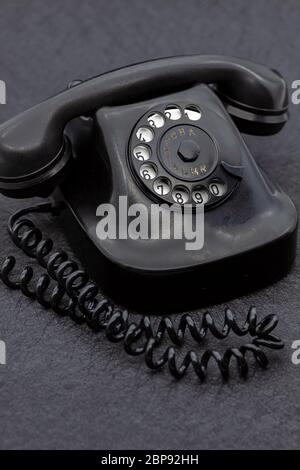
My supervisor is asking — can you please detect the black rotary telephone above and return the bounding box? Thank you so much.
[0,55,297,381]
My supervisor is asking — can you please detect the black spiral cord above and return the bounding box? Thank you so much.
[0,202,284,381]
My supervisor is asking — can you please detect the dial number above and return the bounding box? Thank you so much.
[172,186,189,204]
[184,105,202,121]
[164,105,182,120]
[136,127,154,143]
[209,180,227,197]
[140,163,157,180]
[147,113,165,128]
[192,187,210,205]
[133,145,151,162]
[153,177,171,196]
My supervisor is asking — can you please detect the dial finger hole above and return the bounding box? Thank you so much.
[153,177,171,196]
[192,187,210,205]
[164,105,182,120]
[139,163,157,180]
[133,145,151,162]
[147,113,165,128]
[184,105,202,121]
[209,180,227,197]
[172,186,190,204]
[136,127,154,143]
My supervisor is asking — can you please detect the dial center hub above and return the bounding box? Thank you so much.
[159,125,218,181]
[177,139,200,162]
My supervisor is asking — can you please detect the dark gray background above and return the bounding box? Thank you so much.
[0,0,299,450]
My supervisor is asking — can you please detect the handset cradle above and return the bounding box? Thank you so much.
[0,55,296,380]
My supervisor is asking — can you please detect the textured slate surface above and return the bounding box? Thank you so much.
[0,0,299,450]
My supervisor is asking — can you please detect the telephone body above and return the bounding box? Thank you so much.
[0,55,297,311]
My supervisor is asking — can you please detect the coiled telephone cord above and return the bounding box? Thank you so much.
[0,202,284,381]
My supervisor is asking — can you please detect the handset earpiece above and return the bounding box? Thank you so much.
[215,66,288,135]
[0,55,288,198]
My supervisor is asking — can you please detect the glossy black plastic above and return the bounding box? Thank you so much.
[58,84,297,310]
[0,56,296,310]
[0,55,288,197]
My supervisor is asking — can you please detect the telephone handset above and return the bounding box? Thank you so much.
[0,55,297,380]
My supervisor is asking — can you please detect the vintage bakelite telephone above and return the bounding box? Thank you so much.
[0,55,297,380]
